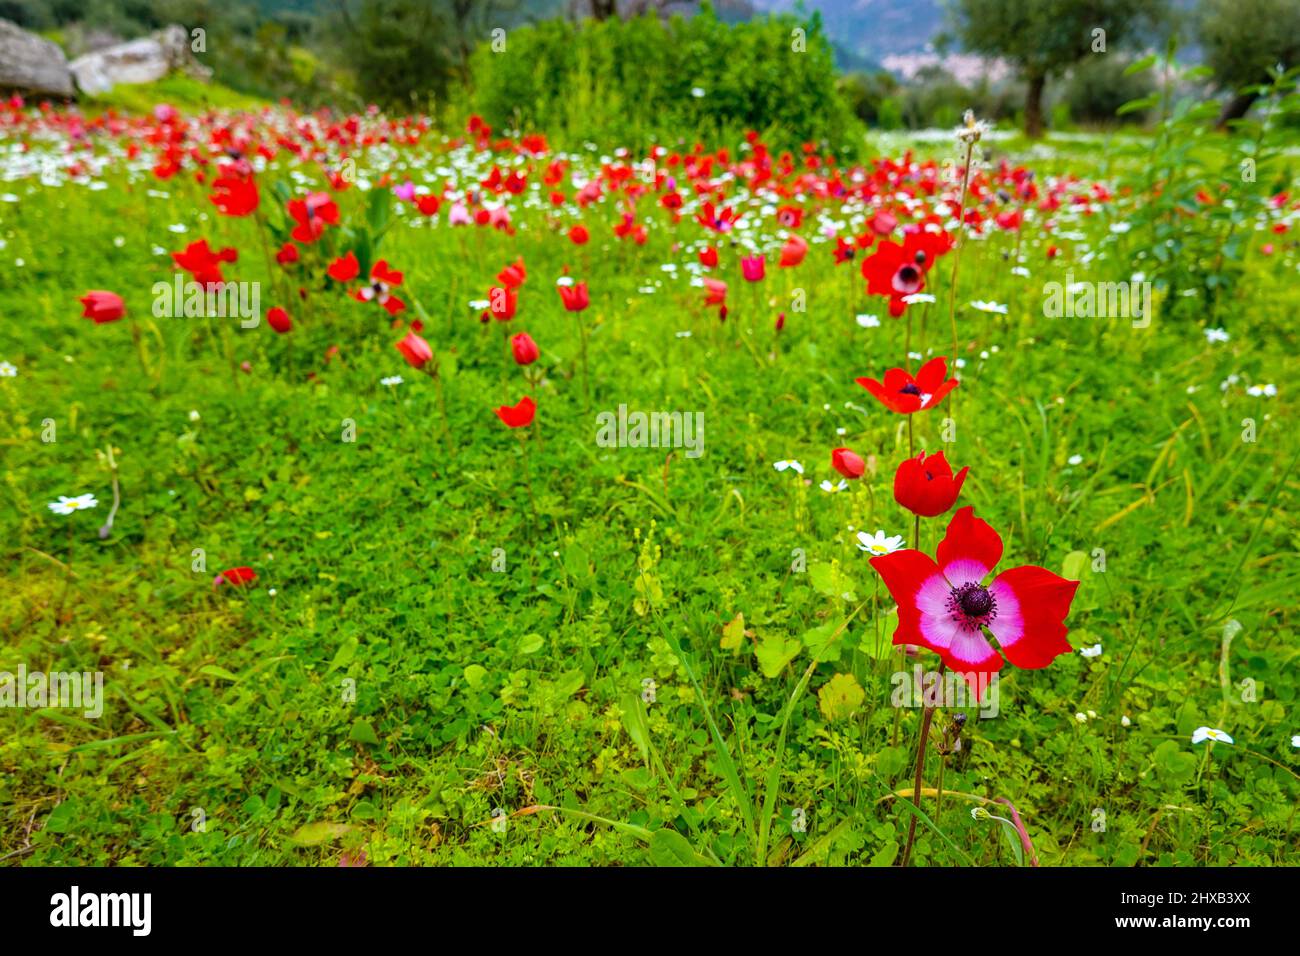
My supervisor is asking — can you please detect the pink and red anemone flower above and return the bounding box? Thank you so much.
[213,566,257,589]
[287,191,339,243]
[856,356,959,414]
[354,260,405,315]
[870,506,1079,692]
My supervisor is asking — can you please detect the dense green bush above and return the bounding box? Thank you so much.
[467,2,863,154]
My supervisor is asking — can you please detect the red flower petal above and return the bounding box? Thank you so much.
[988,565,1079,669]
[935,506,1003,586]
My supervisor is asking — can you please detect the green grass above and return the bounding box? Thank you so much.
[1,122,1297,867]
[81,76,267,115]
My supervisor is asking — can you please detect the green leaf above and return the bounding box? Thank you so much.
[818,673,865,720]
[198,664,240,682]
[755,632,802,678]
[517,633,545,655]
[288,821,353,846]
[463,664,488,690]
[648,828,715,866]
[349,719,380,746]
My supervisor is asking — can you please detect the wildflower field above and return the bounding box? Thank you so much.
[2,68,1298,869]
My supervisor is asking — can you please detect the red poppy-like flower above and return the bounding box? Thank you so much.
[702,278,727,309]
[869,210,897,236]
[856,356,959,414]
[487,286,519,321]
[894,451,968,517]
[266,307,292,334]
[568,224,589,244]
[394,330,433,369]
[354,260,405,315]
[213,566,257,589]
[497,257,527,289]
[511,332,539,365]
[696,200,740,233]
[779,234,808,267]
[870,506,1078,691]
[415,195,441,216]
[699,246,719,268]
[832,234,870,265]
[558,281,589,312]
[287,192,339,243]
[327,251,360,283]
[776,205,803,229]
[79,290,125,323]
[172,239,238,288]
[861,230,952,313]
[831,447,865,479]
[275,242,299,266]
[209,172,259,216]
[495,395,536,428]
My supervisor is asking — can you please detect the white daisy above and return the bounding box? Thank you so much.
[381,375,404,387]
[772,459,804,475]
[1204,327,1229,343]
[855,313,880,328]
[1246,384,1277,397]
[969,300,1008,314]
[1080,643,1102,658]
[901,293,936,305]
[48,493,99,515]
[1121,715,1131,727]
[1191,726,1233,745]
[819,479,848,493]
[1290,734,1298,748]
[856,530,904,556]
[1068,454,1083,465]
[0,361,16,377]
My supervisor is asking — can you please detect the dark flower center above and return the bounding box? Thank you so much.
[948,582,997,629]
[898,264,920,284]
[899,383,921,396]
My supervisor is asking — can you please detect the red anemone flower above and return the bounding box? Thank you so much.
[172,239,238,288]
[79,290,125,324]
[511,332,539,365]
[287,192,339,243]
[568,224,589,245]
[856,356,959,414]
[497,257,527,289]
[831,447,865,479]
[394,330,433,369]
[327,251,360,283]
[275,242,300,266]
[213,566,257,589]
[209,172,259,216]
[779,234,808,267]
[870,506,1078,692]
[354,260,405,315]
[558,281,589,312]
[894,451,968,517]
[266,307,292,334]
[495,396,536,428]
[487,286,519,321]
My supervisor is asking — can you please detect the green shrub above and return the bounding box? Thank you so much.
[466,2,863,154]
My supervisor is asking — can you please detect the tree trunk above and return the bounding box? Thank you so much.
[1215,90,1260,130]
[1024,72,1046,139]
